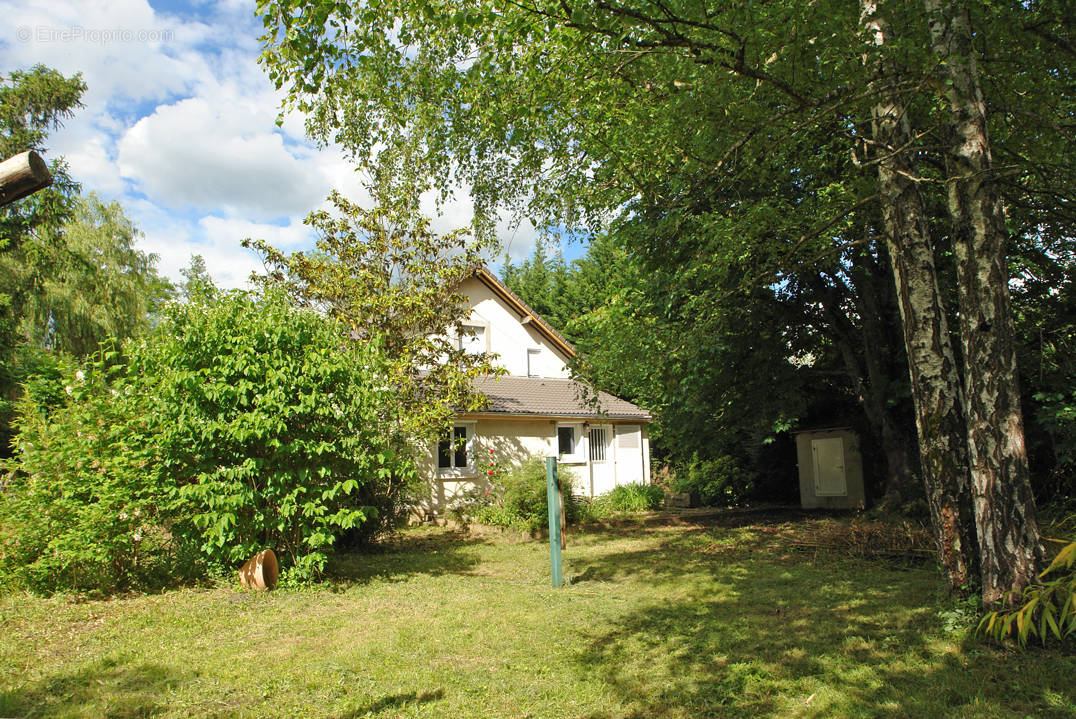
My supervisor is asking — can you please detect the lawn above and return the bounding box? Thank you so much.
[1,510,1073,718]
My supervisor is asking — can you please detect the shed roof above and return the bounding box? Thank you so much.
[468,375,651,421]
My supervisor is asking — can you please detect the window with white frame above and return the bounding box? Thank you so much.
[437,424,475,473]
[458,324,487,355]
[557,423,585,463]
[589,426,608,462]
[527,348,541,377]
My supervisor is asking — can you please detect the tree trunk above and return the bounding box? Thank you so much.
[861,0,979,591]
[924,0,1044,607]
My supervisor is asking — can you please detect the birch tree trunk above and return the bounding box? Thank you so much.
[861,0,978,590]
[924,0,1044,607]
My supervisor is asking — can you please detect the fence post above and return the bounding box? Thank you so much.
[546,457,563,587]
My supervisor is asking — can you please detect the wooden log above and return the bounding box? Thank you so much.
[238,548,279,590]
[0,150,52,207]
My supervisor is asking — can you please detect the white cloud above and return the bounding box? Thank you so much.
[117,96,327,220]
[1,0,554,292]
[126,198,267,289]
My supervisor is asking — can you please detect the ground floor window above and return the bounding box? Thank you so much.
[438,424,474,473]
[557,422,585,463]
[589,426,608,462]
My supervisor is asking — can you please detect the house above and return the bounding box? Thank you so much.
[422,268,652,513]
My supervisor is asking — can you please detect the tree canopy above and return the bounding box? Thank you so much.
[257,0,1074,603]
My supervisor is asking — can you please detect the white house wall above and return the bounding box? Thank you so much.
[418,417,650,515]
[460,277,572,378]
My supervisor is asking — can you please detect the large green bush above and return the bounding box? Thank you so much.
[0,352,188,593]
[672,454,755,507]
[0,290,415,593]
[471,458,582,533]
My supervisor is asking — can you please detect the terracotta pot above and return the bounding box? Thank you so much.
[238,549,279,590]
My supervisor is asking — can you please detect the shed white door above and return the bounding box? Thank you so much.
[588,425,615,496]
[812,437,847,496]
[614,424,644,486]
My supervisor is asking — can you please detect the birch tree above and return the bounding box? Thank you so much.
[256,0,1067,602]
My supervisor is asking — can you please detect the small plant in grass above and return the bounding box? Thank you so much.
[589,484,664,517]
[472,457,581,533]
[978,518,1076,647]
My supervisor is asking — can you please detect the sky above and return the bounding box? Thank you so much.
[1,0,576,289]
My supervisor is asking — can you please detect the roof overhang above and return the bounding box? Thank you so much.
[462,412,652,422]
[472,267,578,360]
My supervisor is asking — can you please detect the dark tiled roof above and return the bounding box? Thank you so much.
[469,375,651,420]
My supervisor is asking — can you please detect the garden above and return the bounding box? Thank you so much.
[2,511,1074,719]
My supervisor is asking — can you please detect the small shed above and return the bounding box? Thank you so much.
[794,427,865,510]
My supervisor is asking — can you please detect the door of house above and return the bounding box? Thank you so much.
[588,424,616,496]
[614,424,644,486]
[811,437,848,496]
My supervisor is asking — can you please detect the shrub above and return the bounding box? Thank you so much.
[472,457,581,533]
[978,518,1076,647]
[0,352,195,594]
[672,453,755,506]
[0,290,415,593]
[589,484,664,517]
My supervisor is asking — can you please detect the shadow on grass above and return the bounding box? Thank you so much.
[0,656,188,718]
[325,530,489,587]
[571,534,1076,719]
[336,689,445,718]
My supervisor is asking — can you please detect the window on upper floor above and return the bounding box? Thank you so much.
[458,324,487,355]
[527,348,541,377]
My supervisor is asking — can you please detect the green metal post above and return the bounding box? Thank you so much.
[546,457,563,587]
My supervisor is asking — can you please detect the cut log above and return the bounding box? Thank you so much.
[238,549,279,590]
[0,150,52,207]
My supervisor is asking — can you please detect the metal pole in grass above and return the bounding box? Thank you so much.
[546,456,563,587]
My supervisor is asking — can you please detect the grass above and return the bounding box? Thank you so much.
[1,509,1074,718]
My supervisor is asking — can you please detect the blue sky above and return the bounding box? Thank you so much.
[1,0,576,288]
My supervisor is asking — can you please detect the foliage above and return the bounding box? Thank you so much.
[1,65,85,457]
[179,253,216,302]
[129,289,414,579]
[7,193,174,357]
[978,520,1076,647]
[1012,249,1076,500]
[245,190,500,443]
[471,457,581,533]
[0,290,414,592]
[672,454,756,508]
[587,484,664,517]
[0,64,83,242]
[500,241,574,335]
[0,351,194,594]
